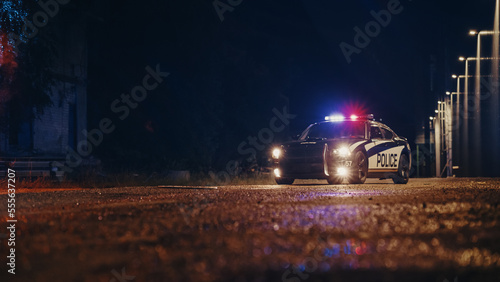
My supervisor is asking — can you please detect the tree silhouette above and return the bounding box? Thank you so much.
[0,1,55,142]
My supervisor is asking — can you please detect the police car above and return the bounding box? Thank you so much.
[272,114,411,185]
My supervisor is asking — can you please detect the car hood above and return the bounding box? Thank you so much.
[281,138,367,150]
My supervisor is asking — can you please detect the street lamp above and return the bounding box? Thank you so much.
[433,104,441,177]
[469,30,496,174]
[451,74,471,176]
[469,30,495,101]
[438,101,445,162]
[452,75,462,164]
[434,100,449,177]
[446,91,457,177]
[458,57,477,175]
[459,55,495,175]
[449,74,490,176]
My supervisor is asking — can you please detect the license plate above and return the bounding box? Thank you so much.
[338,161,352,167]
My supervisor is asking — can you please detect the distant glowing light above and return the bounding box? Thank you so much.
[446,91,451,95]
[272,148,282,159]
[435,110,439,113]
[337,167,348,176]
[274,168,281,178]
[452,74,458,79]
[430,116,434,121]
[459,56,466,61]
[469,30,477,35]
[350,114,358,120]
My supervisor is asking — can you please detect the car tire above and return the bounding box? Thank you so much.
[393,154,409,184]
[275,177,294,185]
[327,176,342,185]
[348,151,368,184]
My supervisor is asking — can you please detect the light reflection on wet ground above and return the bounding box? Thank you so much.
[3,178,500,281]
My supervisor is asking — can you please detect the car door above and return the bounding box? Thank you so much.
[380,127,406,170]
[377,127,401,170]
[366,125,394,170]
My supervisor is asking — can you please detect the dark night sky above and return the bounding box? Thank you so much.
[84,0,496,170]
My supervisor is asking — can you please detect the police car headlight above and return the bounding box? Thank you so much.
[272,148,282,159]
[334,147,351,158]
[337,167,349,176]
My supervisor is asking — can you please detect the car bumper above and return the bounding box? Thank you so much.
[274,158,353,180]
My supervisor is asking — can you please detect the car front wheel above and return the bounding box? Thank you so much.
[349,151,368,184]
[275,177,295,185]
[393,154,409,184]
[327,176,342,185]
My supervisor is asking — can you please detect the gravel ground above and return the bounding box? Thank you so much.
[1,178,500,282]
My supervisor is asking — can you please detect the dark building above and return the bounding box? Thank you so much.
[0,2,88,175]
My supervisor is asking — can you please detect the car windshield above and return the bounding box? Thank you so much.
[299,121,365,140]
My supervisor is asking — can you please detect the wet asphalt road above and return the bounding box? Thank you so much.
[1,178,500,282]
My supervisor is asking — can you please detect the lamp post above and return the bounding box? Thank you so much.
[458,57,471,175]
[440,101,446,176]
[452,74,461,135]
[439,101,446,155]
[434,101,449,177]
[434,106,441,177]
[493,0,500,174]
[469,31,494,164]
[458,56,494,175]
[458,57,493,175]
[449,90,462,173]
[445,92,453,177]
[449,74,491,176]
[452,74,464,174]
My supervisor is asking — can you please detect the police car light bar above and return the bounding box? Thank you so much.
[325,114,345,122]
[325,114,374,122]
